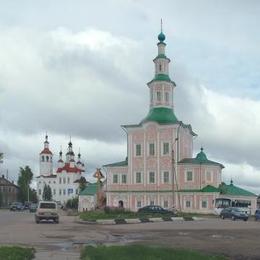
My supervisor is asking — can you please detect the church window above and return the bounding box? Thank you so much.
[163,142,170,155]
[202,200,207,208]
[163,171,169,183]
[186,201,191,208]
[39,189,41,195]
[150,200,154,205]
[137,201,141,208]
[149,143,155,156]
[63,189,66,195]
[59,189,61,195]
[149,172,155,184]
[135,144,141,156]
[136,172,142,183]
[63,177,66,184]
[46,156,49,162]
[165,92,169,102]
[42,156,45,162]
[122,174,127,184]
[159,64,162,71]
[59,177,61,184]
[53,189,56,195]
[164,200,168,208]
[113,174,118,184]
[67,177,70,184]
[186,171,193,181]
[157,91,161,101]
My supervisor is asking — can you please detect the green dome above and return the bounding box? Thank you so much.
[158,32,166,42]
[196,148,208,163]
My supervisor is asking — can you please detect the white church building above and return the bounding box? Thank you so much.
[36,135,85,204]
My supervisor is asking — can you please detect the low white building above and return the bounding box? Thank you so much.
[36,135,85,204]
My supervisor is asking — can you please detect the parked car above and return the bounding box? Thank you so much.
[255,209,260,221]
[35,201,59,224]
[29,203,38,213]
[9,202,24,211]
[220,207,248,221]
[138,205,173,215]
[24,202,31,210]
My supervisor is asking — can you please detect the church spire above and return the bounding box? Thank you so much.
[141,22,178,125]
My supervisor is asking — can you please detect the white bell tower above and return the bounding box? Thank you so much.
[39,134,53,176]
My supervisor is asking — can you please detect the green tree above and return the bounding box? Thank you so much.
[66,197,78,209]
[78,176,87,192]
[42,184,52,201]
[17,166,34,203]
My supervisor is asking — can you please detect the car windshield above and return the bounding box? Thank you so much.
[233,208,243,212]
[40,203,56,209]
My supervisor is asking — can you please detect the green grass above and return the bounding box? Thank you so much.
[80,245,227,260]
[79,211,174,221]
[0,246,35,260]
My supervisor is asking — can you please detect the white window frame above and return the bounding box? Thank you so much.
[162,142,170,155]
[135,172,142,184]
[186,170,193,182]
[185,200,191,208]
[113,174,118,184]
[148,171,155,184]
[121,174,127,184]
[135,144,142,157]
[201,199,208,209]
[163,171,170,183]
[148,143,155,156]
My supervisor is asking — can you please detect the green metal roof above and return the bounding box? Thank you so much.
[201,185,220,193]
[141,107,178,125]
[178,148,225,169]
[219,181,257,197]
[147,74,176,85]
[103,158,128,168]
[79,183,98,196]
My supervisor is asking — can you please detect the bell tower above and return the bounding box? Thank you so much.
[39,134,53,176]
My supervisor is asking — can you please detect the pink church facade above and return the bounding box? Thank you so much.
[103,30,257,214]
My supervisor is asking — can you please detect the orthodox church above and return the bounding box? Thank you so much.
[103,29,257,213]
[36,135,85,204]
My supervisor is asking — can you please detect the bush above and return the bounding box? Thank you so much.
[104,206,125,214]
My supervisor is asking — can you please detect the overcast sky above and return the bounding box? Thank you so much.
[0,0,260,193]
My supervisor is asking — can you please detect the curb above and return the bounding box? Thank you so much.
[76,216,207,225]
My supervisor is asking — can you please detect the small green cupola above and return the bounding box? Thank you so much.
[195,147,208,163]
[158,31,166,43]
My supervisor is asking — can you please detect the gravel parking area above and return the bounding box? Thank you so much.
[1,210,260,259]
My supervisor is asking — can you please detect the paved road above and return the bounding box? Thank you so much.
[1,210,260,259]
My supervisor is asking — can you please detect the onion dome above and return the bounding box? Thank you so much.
[158,32,165,42]
[195,147,208,163]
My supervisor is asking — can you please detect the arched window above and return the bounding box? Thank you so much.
[159,64,162,71]
[42,156,45,162]
[46,156,49,162]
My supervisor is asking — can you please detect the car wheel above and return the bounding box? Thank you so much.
[232,216,236,221]
[244,218,248,222]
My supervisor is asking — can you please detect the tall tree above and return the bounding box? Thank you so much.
[42,184,52,201]
[17,166,34,203]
